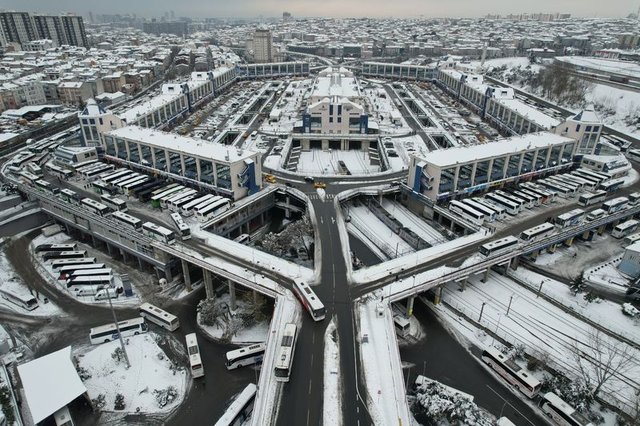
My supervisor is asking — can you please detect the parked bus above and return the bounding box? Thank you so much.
[59,188,79,203]
[555,209,586,228]
[51,258,97,269]
[485,193,520,215]
[185,333,204,378]
[142,222,176,244]
[151,185,185,208]
[25,162,43,176]
[101,169,131,184]
[168,193,197,213]
[150,183,179,199]
[91,179,113,195]
[624,232,640,246]
[35,179,59,194]
[549,176,582,192]
[225,343,267,370]
[191,196,222,217]
[162,189,195,209]
[538,179,575,198]
[448,200,485,225]
[627,148,640,163]
[122,177,149,195]
[586,209,605,222]
[66,275,113,289]
[35,243,77,253]
[517,188,544,206]
[578,190,607,207]
[274,323,298,382]
[180,194,217,216]
[628,192,640,205]
[68,268,113,279]
[521,183,556,203]
[563,174,596,191]
[43,250,87,261]
[570,171,603,187]
[510,190,538,207]
[196,198,231,223]
[0,288,38,311]
[81,198,110,216]
[110,173,139,188]
[612,220,639,239]
[576,168,611,182]
[139,302,180,331]
[100,194,127,212]
[81,164,113,179]
[170,213,191,240]
[598,178,625,193]
[602,197,628,214]
[166,189,197,211]
[112,211,143,231]
[44,162,74,179]
[473,198,507,220]
[213,383,257,426]
[57,263,106,278]
[520,222,555,242]
[462,199,497,222]
[114,175,144,191]
[481,347,541,398]
[292,279,326,321]
[541,392,594,426]
[394,315,410,337]
[494,190,524,209]
[480,236,519,257]
[89,317,148,345]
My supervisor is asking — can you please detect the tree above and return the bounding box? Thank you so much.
[572,330,635,398]
[260,232,286,257]
[280,215,314,258]
[197,297,224,327]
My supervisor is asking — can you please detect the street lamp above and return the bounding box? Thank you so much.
[104,284,130,368]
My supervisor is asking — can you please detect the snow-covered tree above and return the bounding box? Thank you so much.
[197,297,223,327]
[412,381,494,425]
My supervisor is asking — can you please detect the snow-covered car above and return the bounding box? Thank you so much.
[622,303,639,317]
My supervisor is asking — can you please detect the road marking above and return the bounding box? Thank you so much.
[308,380,312,394]
[331,217,335,224]
[357,406,360,413]
[310,353,314,367]
[306,409,310,425]
[320,216,324,224]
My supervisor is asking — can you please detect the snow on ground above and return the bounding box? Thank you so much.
[583,255,630,295]
[379,198,446,245]
[296,149,380,175]
[76,332,188,415]
[442,271,640,414]
[197,293,269,344]
[347,204,414,258]
[461,57,543,74]
[322,317,342,426]
[510,267,640,346]
[356,296,412,426]
[588,82,640,136]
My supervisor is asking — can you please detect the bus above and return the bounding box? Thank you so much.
[180,194,217,216]
[35,243,77,253]
[151,185,185,208]
[602,197,628,214]
[494,190,525,209]
[473,198,507,220]
[225,343,266,370]
[555,209,586,228]
[545,178,579,195]
[541,392,594,426]
[80,197,111,216]
[191,196,222,217]
[394,315,410,337]
[629,192,640,205]
[170,213,191,240]
[59,188,79,203]
[612,220,639,239]
[185,333,204,378]
[576,168,610,182]
[485,193,520,215]
[100,194,128,212]
[114,175,144,192]
[480,236,519,257]
[517,188,544,206]
[101,169,131,183]
[42,250,87,261]
[89,317,148,345]
[139,302,180,331]
[51,258,97,269]
[292,279,326,321]
[122,177,149,195]
[521,183,556,203]
[25,162,43,176]
[110,173,139,188]
[520,222,555,242]
[627,148,640,163]
[162,189,195,209]
[586,209,605,222]
[549,176,582,192]
[481,347,541,398]
[45,162,74,179]
[563,174,597,191]
[511,190,539,207]
[578,190,607,207]
[57,263,106,278]
[448,200,485,225]
[274,323,298,382]
[196,198,231,223]
[66,275,113,289]
[81,164,113,179]
[111,211,142,231]
[462,199,497,222]
[150,183,179,199]
[35,179,59,194]
[624,232,640,246]
[90,179,113,195]
[598,178,625,193]
[213,383,257,426]
[571,170,602,185]
[68,268,113,279]
[538,180,575,198]
[165,189,197,211]
[142,222,176,244]
[0,288,38,311]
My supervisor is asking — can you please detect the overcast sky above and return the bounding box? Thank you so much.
[1,0,635,19]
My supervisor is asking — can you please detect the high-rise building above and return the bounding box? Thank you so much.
[32,15,67,46]
[0,12,37,46]
[60,15,88,47]
[142,20,188,37]
[283,12,292,21]
[252,28,273,63]
[1,12,87,48]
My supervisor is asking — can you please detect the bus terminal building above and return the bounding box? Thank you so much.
[408,132,578,201]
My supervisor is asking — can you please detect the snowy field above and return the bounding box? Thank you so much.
[587,83,640,136]
[296,150,380,175]
[442,271,640,414]
[76,332,188,415]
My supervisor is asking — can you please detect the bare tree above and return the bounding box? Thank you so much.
[572,330,636,399]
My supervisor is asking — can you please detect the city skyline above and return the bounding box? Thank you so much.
[0,0,637,19]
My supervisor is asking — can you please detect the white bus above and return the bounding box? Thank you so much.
[89,317,148,345]
[166,189,197,211]
[51,258,97,269]
[101,169,131,183]
[481,347,541,398]
[586,209,605,221]
[394,315,410,337]
[494,190,525,209]
[570,171,602,187]
[627,148,640,163]
[185,333,204,378]
[624,232,640,246]
[196,198,231,223]
[170,213,191,240]
[213,383,257,426]
[0,288,38,311]
[461,199,497,222]
[473,198,507,220]
[81,198,110,216]
[180,194,217,216]
[479,236,519,257]
[168,193,198,213]
[112,211,143,231]
[578,190,607,207]
[142,222,176,244]
[555,209,586,228]
[225,343,266,370]
[19,171,40,183]
[520,222,555,242]
[100,194,128,212]
[510,190,538,208]
[612,220,639,239]
[449,200,485,225]
[66,275,112,289]
[598,178,625,193]
[563,174,597,191]
[602,197,628,214]
[541,392,594,426]
[517,188,545,206]
[538,179,575,198]
[521,183,556,203]
[57,263,106,278]
[151,185,185,208]
[274,323,298,382]
[629,192,640,205]
[292,279,326,321]
[25,162,43,176]
[485,193,520,215]
[35,179,59,194]
[139,302,180,331]
[162,189,195,209]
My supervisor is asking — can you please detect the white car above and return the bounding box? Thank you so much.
[622,303,639,317]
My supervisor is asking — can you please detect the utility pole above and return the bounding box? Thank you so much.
[105,285,130,368]
[478,302,487,322]
[506,294,514,316]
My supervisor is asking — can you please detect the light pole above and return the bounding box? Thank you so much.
[478,302,487,323]
[105,285,130,368]
[492,313,502,346]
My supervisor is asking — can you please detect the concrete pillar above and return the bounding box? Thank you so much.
[406,296,415,317]
[597,225,606,235]
[482,268,490,283]
[253,290,259,305]
[459,277,467,291]
[434,286,443,305]
[106,242,113,256]
[181,259,192,292]
[203,269,213,298]
[138,257,144,270]
[120,249,128,263]
[546,244,557,254]
[511,255,520,270]
[228,279,237,310]
[564,236,574,247]
[164,265,173,283]
[91,235,97,247]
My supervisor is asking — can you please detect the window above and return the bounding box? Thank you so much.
[337,117,342,123]
[99,118,103,125]
[586,125,592,132]
[593,126,600,131]
[576,124,581,132]
[329,117,333,123]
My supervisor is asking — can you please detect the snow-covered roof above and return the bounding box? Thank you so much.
[422,132,574,168]
[17,346,87,424]
[119,93,182,122]
[571,105,600,123]
[495,98,561,129]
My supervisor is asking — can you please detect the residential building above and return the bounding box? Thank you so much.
[252,28,273,63]
[0,12,37,46]
[142,20,188,37]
